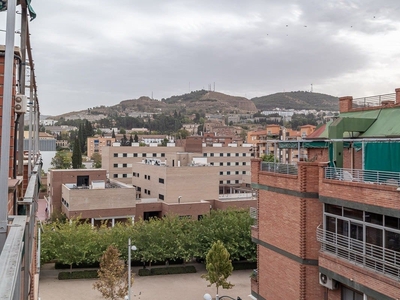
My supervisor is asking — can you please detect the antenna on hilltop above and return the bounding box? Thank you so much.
[310,84,313,93]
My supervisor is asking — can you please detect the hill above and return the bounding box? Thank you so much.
[251,91,339,111]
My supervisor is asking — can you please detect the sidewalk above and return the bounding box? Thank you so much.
[39,262,252,300]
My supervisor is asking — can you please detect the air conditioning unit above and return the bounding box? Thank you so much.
[15,94,27,114]
[319,273,338,290]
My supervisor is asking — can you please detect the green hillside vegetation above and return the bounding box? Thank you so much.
[163,90,208,104]
[251,91,339,111]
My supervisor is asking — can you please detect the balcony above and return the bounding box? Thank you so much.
[317,226,400,280]
[324,167,400,187]
[0,163,41,300]
[260,162,298,175]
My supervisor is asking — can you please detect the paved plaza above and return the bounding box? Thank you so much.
[39,263,252,300]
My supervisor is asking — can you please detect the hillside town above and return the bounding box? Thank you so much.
[1,2,400,300]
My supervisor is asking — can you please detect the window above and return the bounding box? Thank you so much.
[142,153,146,157]
[147,175,150,180]
[226,171,230,175]
[219,171,223,175]
[235,162,239,166]
[134,153,138,157]
[145,175,147,179]
[153,153,157,157]
[220,153,223,157]
[227,162,231,166]
[123,174,127,178]
[235,153,239,157]
[161,153,165,157]
[235,171,239,175]
[203,153,207,157]
[210,162,214,166]
[210,153,214,157]
[242,171,246,174]
[113,164,118,168]
[342,287,363,300]
[235,180,239,184]
[123,163,127,168]
[227,180,231,184]
[136,187,141,192]
[159,194,164,200]
[113,153,118,157]
[242,153,246,156]
[242,162,246,166]
[219,181,223,184]
[227,153,231,157]
[159,178,164,184]
[123,153,127,157]
[220,162,223,166]
[113,174,118,178]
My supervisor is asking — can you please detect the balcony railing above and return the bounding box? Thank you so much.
[352,93,396,107]
[0,162,41,300]
[260,162,298,175]
[324,167,400,187]
[317,226,400,280]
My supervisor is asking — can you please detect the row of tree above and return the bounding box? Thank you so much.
[41,209,256,270]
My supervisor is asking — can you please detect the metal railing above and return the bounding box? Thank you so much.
[260,162,298,175]
[0,162,41,300]
[324,167,400,187]
[317,226,400,280]
[352,93,396,108]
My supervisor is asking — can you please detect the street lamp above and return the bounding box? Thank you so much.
[204,293,242,300]
[126,238,137,300]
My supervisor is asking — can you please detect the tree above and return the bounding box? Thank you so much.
[134,134,139,143]
[201,240,234,296]
[72,138,83,169]
[112,129,116,139]
[93,245,131,300]
[261,154,277,162]
[51,151,71,169]
[91,152,102,168]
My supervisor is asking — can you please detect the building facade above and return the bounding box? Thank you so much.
[251,89,400,300]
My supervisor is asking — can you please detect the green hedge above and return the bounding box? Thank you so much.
[232,261,257,270]
[58,270,98,280]
[55,261,100,269]
[138,265,196,276]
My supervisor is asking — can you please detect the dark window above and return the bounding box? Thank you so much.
[148,175,151,180]
[235,153,239,157]
[220,162,223,166]
[203,153,207,157]
[210,153,214,157]
[242,153,246,156]
[161,153,165,157]
[113,153,118,157]
[344,208,363,221]
[235,180,239,184]
[227,162,231,166]
[242,171,246,174]
[159,194,164,200]
[235,171,239,175]
[77,175,89,187]
[134,153,138,157]
[325,204,342,216]
[220,153,223,157]
[113,174,118,178]
[386,216,400,230]
[137,187,141,192]
[123,163,127,168]
[153,153,157,157]
[365,212,383,225]
[113,164,118,168]
[219,180,223,184]
[227,153,231,157]
[227,180,230,184]
[242,162,246,165]
[142,153,147,157]
[227,171,230,175]
[210,162,214,166]
[159,178,164,184]
[123,174,127,178]
[235,162,239,166]
[123,153,127,157]
[219,171,223,175]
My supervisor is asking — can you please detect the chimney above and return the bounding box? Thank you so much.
[339,96,353,113]
[395,88,400,104]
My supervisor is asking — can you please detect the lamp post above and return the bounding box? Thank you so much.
[203,293,242,300]
[127,238,137,300]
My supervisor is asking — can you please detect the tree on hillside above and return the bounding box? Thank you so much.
[93,245,130,300]
[51,151,71,169]
[72,138,83,169]
[201,240,234,296]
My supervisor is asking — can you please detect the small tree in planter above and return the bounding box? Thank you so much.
[93,245,131,300]
[201,240,234,297]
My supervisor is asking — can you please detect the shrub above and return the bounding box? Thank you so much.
[137,265,196,276]
[55,261,100,269]
[232,261,257,271]
[138,269,151,276]
[58,270,98,280]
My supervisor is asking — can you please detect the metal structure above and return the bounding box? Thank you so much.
[260,162,298,175]
[317,225,400,280]
[0,1,41,299]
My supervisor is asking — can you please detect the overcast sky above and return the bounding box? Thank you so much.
[2,0,400,115]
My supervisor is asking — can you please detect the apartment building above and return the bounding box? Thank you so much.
[87,136,114,158]
[251,89,400,300]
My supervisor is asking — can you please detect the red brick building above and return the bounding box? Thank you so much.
[251,89,400,300]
